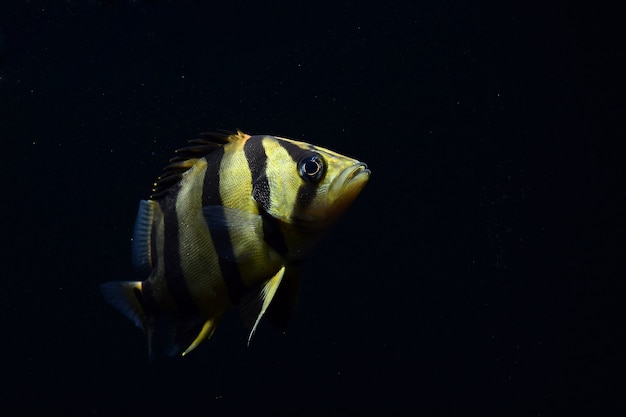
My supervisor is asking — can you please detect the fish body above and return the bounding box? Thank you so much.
[100,131,369,357]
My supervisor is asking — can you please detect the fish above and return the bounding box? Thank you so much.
[100,130,370,357]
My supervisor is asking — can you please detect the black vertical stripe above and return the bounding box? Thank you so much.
[260,209,289,257]
[276,138,308,163]
[244,137,289,257]
[162,193,197,316]
[202,148,225,207]
[295,182,318,212]
[276,138,319,212]
[202,149,247,304]
[243,137,271,212]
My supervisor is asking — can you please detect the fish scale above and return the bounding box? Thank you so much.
[100,130,370,357]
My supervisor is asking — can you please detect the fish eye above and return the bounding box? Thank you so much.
[298,153,326,182]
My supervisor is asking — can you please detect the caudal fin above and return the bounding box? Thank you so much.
[100,281,216,358]
[99,281,153,353]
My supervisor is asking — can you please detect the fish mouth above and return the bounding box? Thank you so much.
[329,162,371,211]
[345,162,371,183]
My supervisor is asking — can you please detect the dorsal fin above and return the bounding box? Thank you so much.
[131,199,159,277]
[150,130,250,199]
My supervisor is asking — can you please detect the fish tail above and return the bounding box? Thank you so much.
[100,281,153,355]
[100,281,216,358]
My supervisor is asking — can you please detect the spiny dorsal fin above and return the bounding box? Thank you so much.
[150,130,250,199]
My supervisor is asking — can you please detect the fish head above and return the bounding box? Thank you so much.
[259,137,370,229]
[299,147,370,225]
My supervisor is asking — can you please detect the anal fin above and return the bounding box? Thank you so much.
[181,318,219,357]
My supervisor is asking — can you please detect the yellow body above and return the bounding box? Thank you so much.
[100,131,370,357]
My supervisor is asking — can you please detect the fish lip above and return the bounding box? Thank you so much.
[341,162,371,187]
[329,162,371,202]
[346,162,370,182]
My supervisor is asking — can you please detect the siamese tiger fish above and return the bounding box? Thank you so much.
[100,130,370,357]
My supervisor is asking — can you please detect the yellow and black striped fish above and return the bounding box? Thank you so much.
[100,130,370,357]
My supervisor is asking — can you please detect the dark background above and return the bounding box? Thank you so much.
[0,1,623,416]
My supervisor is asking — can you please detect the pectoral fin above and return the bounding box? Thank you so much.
[202,205,263,263]
[265,268,300,331]
[239,266,286,345]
